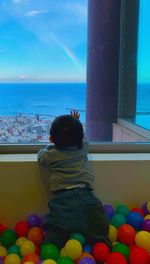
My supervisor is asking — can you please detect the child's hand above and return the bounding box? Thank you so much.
[70,110,80,119]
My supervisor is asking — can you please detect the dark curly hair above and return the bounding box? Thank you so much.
[50,115,83,148]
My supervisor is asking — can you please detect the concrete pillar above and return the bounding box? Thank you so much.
[86,0,121,141]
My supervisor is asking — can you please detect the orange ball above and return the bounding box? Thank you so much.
[27,227,45,246]
[22,253,39,264]
[76,252,95,263]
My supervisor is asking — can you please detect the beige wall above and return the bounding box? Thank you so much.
[0,154,150,226]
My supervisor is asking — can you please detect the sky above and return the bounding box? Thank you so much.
[138,0,150,83]
[0,0,87,82]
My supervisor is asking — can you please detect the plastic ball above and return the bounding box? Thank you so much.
[118,224,136,245]
[8,244,21,255]
[147,201,150,213]
[60,247,66,257]
[70,233,85,245]
[141,202,149,215]
[115,204,130,217]
[93,242,110,262]
[111,214,126,228]
[41,244,60,261]
[78,258,96,264]
[14,221,29,237]
[131,207,145,217]
[82,244,92,253]
[142,219,150,232]
[0,246,7,257]
[65,239,82,260]
[27,214,41,228]
[135,231,150,252]
[129,246,149,264]
[0,224,8,236]
[57,256,74,264]
[42,260,57,264]
[144,214,150,220]
[108,225,118,242]
[20,240,36,256]
[16,237,28,246]
[27,227,45,246]
[112,242,130,259]
[1,229,17,248]
[23,262,34,264]
[4,253,21,264]
[22,253,40,264]
[103,204,114,220]
[106,252,128,264]
[76,252,95,263]
[126,212,144,230]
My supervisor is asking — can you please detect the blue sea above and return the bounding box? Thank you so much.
[0,82,150,129]
[0,83,86,122]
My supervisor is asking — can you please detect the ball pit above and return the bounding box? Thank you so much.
[0,201,149,264]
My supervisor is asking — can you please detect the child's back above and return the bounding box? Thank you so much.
[38,111,110,248]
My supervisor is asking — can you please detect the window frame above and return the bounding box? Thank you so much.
[1,0,150,154]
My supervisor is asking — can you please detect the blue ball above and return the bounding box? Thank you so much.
[83,244,92,253]
[126,212,144,230]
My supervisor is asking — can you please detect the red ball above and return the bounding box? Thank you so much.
[14,220,29,237]
[27,227,45,246]
[106,252,128,264]
[93,242,110,262]
[118,224,136,245]
[129,246,149,264]
[22,253,40,264]
[131,208,145,217]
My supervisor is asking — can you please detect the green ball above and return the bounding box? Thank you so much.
[70,232,85,245]
[8,244,21,255]
[57,256,74,264]
[112,242,130,259]
[1,229,17,248]
[115,205,130,217]
[41,244,60,260]
[111,214,126,228]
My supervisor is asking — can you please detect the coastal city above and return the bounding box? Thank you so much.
[0,114,53,143]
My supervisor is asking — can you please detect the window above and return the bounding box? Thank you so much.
[136,0,150,130]
[1,0,150,153]
[0,0,87,143]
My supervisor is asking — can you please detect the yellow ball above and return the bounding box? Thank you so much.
[144,214,150,220]
[24,262,34,264]
[135,231,150,252]
[42,260,57,264]
[20,240,35,256]
[65,239,82,260]
[147,201,150,213]
[16,237,28,247]
[4,253,21,264]
[108,224,118,242]
[0,246,7,257]
[60,247,67,257]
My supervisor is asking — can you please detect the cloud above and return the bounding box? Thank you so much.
[24,10,48,17]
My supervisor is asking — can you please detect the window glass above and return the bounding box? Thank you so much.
[0,0,87,143]
[136,0,150,130]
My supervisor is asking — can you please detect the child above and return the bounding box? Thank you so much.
[37,110,110,249]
